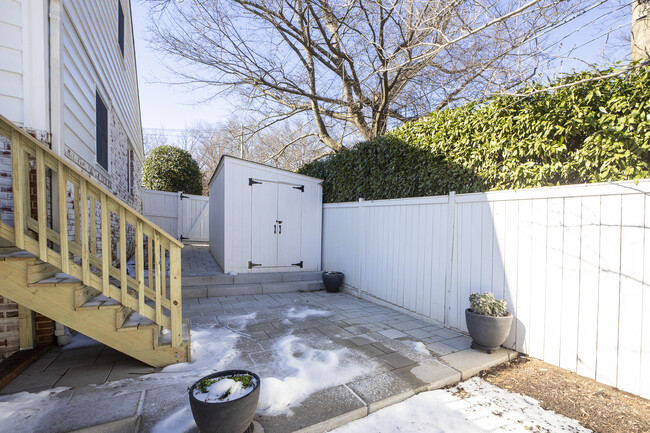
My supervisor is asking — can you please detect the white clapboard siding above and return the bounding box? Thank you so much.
[0,0,49,131]
[322,179,650,398]
[61,0,143,164]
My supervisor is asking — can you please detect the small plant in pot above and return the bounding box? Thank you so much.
[465,292,513,354]
[322,271,344,292]
[189,369,260,433]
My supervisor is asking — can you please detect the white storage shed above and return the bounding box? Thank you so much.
[209,156,323,273]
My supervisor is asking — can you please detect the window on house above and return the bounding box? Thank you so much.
[96,91,108,170]
[128,146,134,194]
[118,1,125,56]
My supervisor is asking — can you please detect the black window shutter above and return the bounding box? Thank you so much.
[118,2,125,56]
[96,92,108,170]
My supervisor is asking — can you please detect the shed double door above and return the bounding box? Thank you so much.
[250,180,303,268]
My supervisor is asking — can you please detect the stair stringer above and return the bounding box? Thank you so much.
[0,257,189,368]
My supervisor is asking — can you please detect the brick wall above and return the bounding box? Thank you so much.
[0,298,19,360]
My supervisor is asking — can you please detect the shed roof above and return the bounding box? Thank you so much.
[208,155,323,187]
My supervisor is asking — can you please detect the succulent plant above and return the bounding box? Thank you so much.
[469,292,508,317]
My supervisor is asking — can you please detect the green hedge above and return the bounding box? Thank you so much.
[143,145,203,195]
[299,67,650,203]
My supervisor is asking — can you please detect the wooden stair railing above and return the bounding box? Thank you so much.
[0,114,185,350]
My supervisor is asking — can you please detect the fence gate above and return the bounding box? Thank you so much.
[143,189,209,242]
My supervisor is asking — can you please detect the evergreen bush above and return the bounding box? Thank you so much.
[142,145,203,195]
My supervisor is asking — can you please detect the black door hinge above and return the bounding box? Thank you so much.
[249,178,262,186]
[293,185,304,192]
[180,235,189,242]
[180,193,190,200]
[292,261,303,268]
[248,261,262,269]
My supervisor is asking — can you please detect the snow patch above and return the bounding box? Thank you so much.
[0,388,69,432]
[193,376,257,403]
[405,340,429,355]
[329,377,591,433]
[160,327,241,375]
[150,406,195,433]
[257,335,366,415]
[286,306,331,320]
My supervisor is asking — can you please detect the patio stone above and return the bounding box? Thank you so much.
[443,335,473,350]
[347,371,414,413]
[425,340,459,356]
[390,320,427,332]
[440,347,516,379]
[0,369,64,394]
[55,364,113,387]
[137,384,192,433]
[378,328,408,339]
[256,385,367,433]
[2,279,518,433]
[347,336,376,346]
[356,344,388,358]
[393,360,461,392]
[376,352,417,369]
[33,391,142,433]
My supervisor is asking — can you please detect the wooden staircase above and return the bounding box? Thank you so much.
[0,115,190,367]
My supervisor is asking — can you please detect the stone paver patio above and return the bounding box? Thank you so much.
[1,288,515,433]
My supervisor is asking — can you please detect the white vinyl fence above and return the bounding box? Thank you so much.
[323,180,650,398]
[143,189,209,242]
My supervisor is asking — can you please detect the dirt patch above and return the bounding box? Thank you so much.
[479,356,650,433]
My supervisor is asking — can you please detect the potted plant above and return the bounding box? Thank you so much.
[465,292,513,354]
[322,271,344,292]
[189,369,261,433]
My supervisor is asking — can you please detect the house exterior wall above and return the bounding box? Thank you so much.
[0,0,49,135]
[0,0,144,361]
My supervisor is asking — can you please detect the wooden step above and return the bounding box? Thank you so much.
[77,293,121,310]
[118,311,157,332]
[26,261,58,284]
[28,273,83,288]
[0,258,189,367]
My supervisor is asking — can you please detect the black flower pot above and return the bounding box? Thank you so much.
[322,272,344,292]
[189,369,261,433]
[465,309,513,354]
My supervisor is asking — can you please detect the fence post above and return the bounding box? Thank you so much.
[357,198,365,297]
[177,191,183,241]
[444,191,456,327]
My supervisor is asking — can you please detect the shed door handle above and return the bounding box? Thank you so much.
[278,224,282,234]
[274,224,276,234]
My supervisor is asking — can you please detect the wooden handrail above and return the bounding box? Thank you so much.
[0,115,184,348]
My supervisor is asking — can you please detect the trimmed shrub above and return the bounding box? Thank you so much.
[142,145,203,195]
[299,67,650,203]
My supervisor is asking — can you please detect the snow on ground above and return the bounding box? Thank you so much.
[405,340,429,355]
[0,305,590,433]
[329,377,591,433]
[285,306,331,320]
[257,335,367,416]
[0,389,69,433]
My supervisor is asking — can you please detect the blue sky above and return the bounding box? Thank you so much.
[131,1,632,132]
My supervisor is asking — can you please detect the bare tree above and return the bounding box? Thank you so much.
[144,0,595,152]
[144,118,327,193]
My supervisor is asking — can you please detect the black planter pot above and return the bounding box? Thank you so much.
[322,272,344,292]
[465,309,513,354]
[189,369,261,433]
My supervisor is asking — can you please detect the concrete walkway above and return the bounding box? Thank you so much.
[1,291,515,433]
